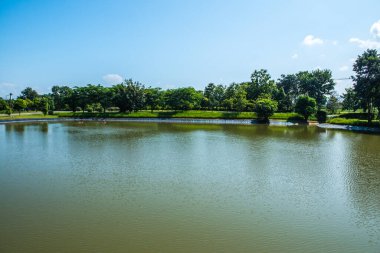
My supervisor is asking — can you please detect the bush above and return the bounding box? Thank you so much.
[316,110,327,123]
[295,96,317,121]
[338,112,374,120]
[254,98,278,122]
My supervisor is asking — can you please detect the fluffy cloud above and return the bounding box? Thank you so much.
[349,38,380,49]
[339,65,349,72]
[102,74,123,85]
[303,35,324,46]
[349,20,380,49]
[370,20,380,38]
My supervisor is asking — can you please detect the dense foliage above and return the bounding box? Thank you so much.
[295,96,317,121]
[2,49,379,124]
[254,98,278,122]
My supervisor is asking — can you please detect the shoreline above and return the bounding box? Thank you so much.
[0,117,299,126]
[1,117,380,134]
[317,123,380,133]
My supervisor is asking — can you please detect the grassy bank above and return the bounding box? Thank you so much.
[0,114,57,120]
[327,117,380,128]
[56,110,311,121]
[0,110,316,122]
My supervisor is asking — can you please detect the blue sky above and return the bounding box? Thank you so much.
[1,0,380,97]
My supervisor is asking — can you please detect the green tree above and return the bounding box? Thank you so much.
[51,86,72,111]
[0,98,8,111]
[75,86,91,112]
[36,96,51,115]
[277,74,300,111]
[98,87,114,113]
[112,79,145,112]
[341,87,359,112]
[20,87,39,100]
[164,87,203,110]
[65,88,79,112]
[204,83,216,110]
[254,98,278,122]
[84,84,113,113]
[203,83,225,110]
[326,93,340,114]
[297,69,335,109]
[144,87,163,112]
[233,86,248,112]
[222,83,249,111]
[13,98,27,115]
[295,95,317,121]
[352,49,380,124]
[247,69,278,101]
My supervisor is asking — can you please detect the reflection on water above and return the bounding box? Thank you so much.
[5,122,49,134]
[0,122,379,252]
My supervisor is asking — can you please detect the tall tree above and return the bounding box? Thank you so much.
[164,87,203,110]
[0,98,8,111]
[341,87,360,112]
[352,49,380,124]
[297,69,335,109]
[277,74,300,111]
[13,98,27,115]
[112,79,145,112]
[247,69,277,101]
[51,85,72,110]
[295,95,317,121]
[144,87,163,112]
[326,93,340,114]
[20,87,39,100]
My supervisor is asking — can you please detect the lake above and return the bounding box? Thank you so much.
[0,121,379,252]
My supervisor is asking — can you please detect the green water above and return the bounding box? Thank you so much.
[0,121,379,252]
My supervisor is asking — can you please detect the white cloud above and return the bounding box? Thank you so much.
[291,53,298,59]
[339,65,349,72]
[102,74,123,85]
[370,20,380,38]
[303,35,324,46]
[349,38,380,49]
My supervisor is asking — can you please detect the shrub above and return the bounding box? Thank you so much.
[254,98,278,122]
[316,110,327,123]
[338,112,374,120]
[295,96,317,121]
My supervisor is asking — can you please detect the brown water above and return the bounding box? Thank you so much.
[0,121,379,252]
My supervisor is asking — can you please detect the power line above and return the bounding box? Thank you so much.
[334,77,351,81]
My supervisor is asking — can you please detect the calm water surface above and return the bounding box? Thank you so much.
[0,122,379,252]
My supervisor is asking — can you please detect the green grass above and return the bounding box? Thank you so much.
[0,110,318,123]
[56,110,310,121]
[0,113,57,120]
[327,117,380,127]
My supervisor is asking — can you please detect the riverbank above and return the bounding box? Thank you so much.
[0,110,315,125]
[0,117,304,126]
[55,110,311,121]
[1,111,380,133]
[318,123,380,133]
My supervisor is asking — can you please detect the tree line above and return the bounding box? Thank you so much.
[1,49,379,123]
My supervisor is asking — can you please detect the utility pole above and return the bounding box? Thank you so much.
[8,93,13,115]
